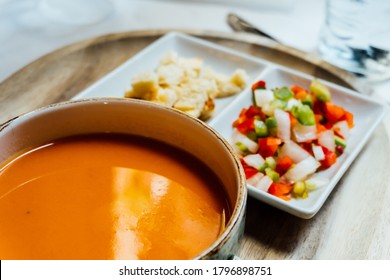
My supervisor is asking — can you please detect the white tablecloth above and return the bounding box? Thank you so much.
[1,0,389,102]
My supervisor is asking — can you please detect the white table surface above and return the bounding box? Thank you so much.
[1,0,389,101]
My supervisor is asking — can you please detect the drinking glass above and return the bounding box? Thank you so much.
[318,0,390,81]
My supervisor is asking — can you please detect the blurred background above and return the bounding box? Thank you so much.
[1,0,389,100]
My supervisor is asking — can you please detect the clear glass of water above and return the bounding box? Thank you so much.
[318,0,390,81]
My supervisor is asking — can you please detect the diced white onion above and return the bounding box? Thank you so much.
[255,175,273,192]
[283,156,320,182]
[246,172,264,186]
[318,130,335,152]
[274,108,291,140]
[292,122,317,142]
[333,120,350,140]
[305,174,329,189]
[312,145,325,161]
[254,89,274,108]
[279,140,311,163]
[232,129,258,153]
[232,143,246,156]
[261,103,274,117]
[243,154,265,170]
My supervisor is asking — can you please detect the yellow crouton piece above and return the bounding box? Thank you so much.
[217,69,248,98]
[127,72,158,99]
[230,69,248,88]
[124,51,247,120]
[151,87,178,107]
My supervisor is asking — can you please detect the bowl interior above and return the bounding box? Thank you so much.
[0,98,245,232]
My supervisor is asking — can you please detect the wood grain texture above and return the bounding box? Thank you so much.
[0,29,388,259]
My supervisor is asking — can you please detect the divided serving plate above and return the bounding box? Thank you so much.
[73,32,387,219]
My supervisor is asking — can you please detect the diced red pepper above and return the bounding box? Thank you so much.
[266,137,282,146]
[239,107,248,117]
[291,85,309,100]
[232,105,266,128]
[245,105,265,119]
[257,137,281,158]
[232,108,249,127]
[312,99,324,115]
[236,117,255,135]
[335,145,344,156]
[320,146,337,169]
[299,142,313,154]
[289,113,298,127]
[333,129,344,139]
[268,182,293,197]
[290,85,307,95]
[275,156,293,175]
[252,80,266,91]
[240,159,259,179]
[324,102,345,124]
[340,110,354,128]
[277,195,291,201]
[315,114,327,133]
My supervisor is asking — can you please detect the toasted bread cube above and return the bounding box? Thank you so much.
[218,83,242,97]
[157,64,184,86]
[230,69,248,88]
[159,51,178,66]
[151,87,178,107]
[200,97,215,120]
[127,71,158,98]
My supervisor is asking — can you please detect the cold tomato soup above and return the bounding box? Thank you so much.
[0,134,229,260]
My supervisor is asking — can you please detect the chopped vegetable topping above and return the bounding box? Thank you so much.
[232,79,354,200]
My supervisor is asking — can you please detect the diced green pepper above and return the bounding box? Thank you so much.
[265,168,280,182]
[274,87,294,101]
[235,142,249,153]
[290,105,300,118]
[246,130,257,142]
[310,79,331,102]
[259,163,268,172]
[270,99,286,110]
[254,119,268,137]
[265,157,277,170]
[334,135,347,148]
[265,117,277,130]
[301,94,314,108]
[297,105,315,126]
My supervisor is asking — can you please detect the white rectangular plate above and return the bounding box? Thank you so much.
[73,32,387,219]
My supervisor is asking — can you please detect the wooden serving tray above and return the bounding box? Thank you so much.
[1,30,389,259]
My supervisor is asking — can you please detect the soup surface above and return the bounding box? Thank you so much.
[0,134,229,260]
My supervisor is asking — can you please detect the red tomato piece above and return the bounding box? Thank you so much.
[251,80,266,91]
[340,110,354,128]
[258,137,281,158]
[320,146,337,169]
[290,85,307,95]
[266,137,282,146]
[232,108,249,127]
[268,182,293,197]
[289,113,298,127]
[236,117,255,135]
[275,156,293,175]
[324,102,345,124]
[240,159,259,179]
[315,114,327,133]
[245,105,265,119]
